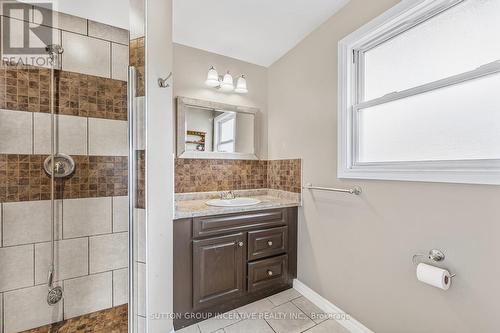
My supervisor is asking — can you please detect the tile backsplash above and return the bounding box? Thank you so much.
[174,158,301,193]
[267,159,302,193]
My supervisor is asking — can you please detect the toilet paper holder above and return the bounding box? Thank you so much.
[412,249,456,278]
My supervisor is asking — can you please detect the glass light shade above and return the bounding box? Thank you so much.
[205,66,220,87]
[219,72,234,91]
[235,75,248,93]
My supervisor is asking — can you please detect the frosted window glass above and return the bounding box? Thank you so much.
[220,118,235,142]
[358,72,500,163]
[364,0,500,101]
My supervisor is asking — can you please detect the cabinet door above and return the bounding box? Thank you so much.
[193,233,245,310]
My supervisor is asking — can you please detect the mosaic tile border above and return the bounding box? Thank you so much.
[18,304,128,333]
[0,62,128,121]
[0,154,128,202]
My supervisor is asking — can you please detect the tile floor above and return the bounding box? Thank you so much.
[176,289,350,333]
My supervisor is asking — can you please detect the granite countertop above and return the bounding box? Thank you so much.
[174,189,301,219]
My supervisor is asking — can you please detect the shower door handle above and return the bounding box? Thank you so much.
[127,65,137,333]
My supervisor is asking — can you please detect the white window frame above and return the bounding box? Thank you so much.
[214,112,236,153]
[338,0,500,185]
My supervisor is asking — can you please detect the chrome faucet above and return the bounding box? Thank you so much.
[220,191,236,200]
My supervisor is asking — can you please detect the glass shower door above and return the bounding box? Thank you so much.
[0,1,144,332]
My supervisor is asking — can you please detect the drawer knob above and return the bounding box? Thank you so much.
[238,241,244,247]
[267,241,273,247]
[267,270,274,277]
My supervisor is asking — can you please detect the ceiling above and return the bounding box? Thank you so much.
[173,0,349,67]
[22,0,349,67]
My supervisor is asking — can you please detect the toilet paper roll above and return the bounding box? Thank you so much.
[416,263,451,290]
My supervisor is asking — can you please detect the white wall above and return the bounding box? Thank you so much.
[173,43,268,158]
[145,0,174,332]
[267,0,500,332]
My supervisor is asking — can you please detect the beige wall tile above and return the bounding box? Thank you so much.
[88,118,128,156]
[63,272,112,319]
[88,20,129,45]
[113,268,128,306]
[0,109,32,154]
[89,232,127,273]
[33,6,87,35]
[3,200,62,246]
[63,197,112,239]
[3,284,63,333]
[0,245,34,292]
[34,238,89,285]
[112,43,129,81]
[61,31,111,78]
[113,196,128,233]
[1,16,62,69]
[33,113,88,155]
[0,2,32,20]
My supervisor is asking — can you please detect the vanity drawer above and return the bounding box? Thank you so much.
[193,209,287,238]
[247,255,288,293]
[248,226,288,261]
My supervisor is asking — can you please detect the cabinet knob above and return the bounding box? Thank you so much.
[267,270,274,277]
[267,241,273,247]
[238,241,244,247]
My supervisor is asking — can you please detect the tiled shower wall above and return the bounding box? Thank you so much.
[174,158,302,193]
[0,5,131,333]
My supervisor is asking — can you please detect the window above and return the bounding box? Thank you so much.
[338,0,500,184]
[214,112,236,153]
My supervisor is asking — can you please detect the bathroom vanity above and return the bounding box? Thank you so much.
[173,97,301,329]
[173,203,298,329]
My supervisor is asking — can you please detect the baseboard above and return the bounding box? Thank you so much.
[293,279,375,333]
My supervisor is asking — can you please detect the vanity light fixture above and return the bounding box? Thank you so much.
[204,66,248,94]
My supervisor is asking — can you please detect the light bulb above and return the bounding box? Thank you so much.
[205,66,220,87]
[235,75,248,94]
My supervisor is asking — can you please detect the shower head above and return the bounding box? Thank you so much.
[45,44,64,56]
[46,44,64,68]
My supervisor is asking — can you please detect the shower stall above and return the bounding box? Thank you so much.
[0,1,146,332]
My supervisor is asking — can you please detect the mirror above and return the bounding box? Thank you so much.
[177,97,259,159]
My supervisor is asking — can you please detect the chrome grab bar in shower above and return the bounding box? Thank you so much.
[127,66,137,333]
[303,183,362,195]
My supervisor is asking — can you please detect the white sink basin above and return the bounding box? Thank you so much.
[206,197,261,207]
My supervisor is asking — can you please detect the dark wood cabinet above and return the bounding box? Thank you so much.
[173,207,298,330]
[193,233,245,311]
